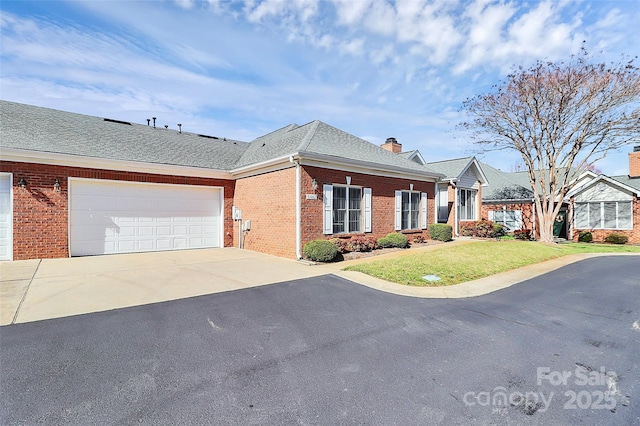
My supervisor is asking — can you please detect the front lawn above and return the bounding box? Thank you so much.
[343,241,640,286]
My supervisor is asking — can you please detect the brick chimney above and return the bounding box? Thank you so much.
[630,146,640,178]
[381,137,402,154]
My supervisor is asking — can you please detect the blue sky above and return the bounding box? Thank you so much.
[1,0,639,174]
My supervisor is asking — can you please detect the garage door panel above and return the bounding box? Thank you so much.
[70,180,221,256]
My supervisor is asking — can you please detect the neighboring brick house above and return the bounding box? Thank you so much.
[477,147,640,243]
[0,101,443,261]
[566,147,640,244]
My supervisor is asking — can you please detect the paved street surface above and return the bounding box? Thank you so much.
[1,256,639,425]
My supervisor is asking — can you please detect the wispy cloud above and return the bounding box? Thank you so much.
[1,0,637,172]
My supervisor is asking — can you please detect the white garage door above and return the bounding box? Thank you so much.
[70,179,223,256]
[0,173,12,261]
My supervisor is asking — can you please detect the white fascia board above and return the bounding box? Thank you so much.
[230,152,444,181]
[458,157,489,186]
[1,148,233,179]
[229,154,297,178]
[299,152,444,182]
[565,174,640,198]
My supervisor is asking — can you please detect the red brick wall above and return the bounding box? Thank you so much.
[300,166,436,249]
[233,167,297,258]
[571,198,640,244]
[1,161,236,260]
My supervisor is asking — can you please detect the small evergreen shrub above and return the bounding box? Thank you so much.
[303,240,338,262]
[330,238,350,253]
[347,235,378,252]
[604,233,628,245]
[493,223,506,238]
[513,229,532,240]
[377,232,409,248]
[428,224,453,242]
[578,231,593,243]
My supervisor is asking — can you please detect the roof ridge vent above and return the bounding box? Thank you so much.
[197,134,219,140]
[103,118,131,125]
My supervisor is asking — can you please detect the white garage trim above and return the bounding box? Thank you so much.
[0,173,13,261]
[69,178,224,257]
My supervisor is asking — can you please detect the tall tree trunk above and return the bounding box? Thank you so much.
[538,210,555,243]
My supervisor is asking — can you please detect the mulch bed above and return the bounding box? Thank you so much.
[340,240,444,261]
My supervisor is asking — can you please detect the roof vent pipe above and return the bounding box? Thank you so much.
[152,117,156,128]
[177,124,182,134]
[146,119,150,126]
[164,125,168,129]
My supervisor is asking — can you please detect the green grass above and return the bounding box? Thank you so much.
[343,241,640,287]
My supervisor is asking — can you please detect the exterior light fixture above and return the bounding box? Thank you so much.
[54,179,61,192]
[311,178,318,191]
[18,178,27,189]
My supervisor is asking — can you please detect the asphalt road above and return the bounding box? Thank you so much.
[1,256,639,425]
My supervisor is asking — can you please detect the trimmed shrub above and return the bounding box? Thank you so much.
[347,235,378,252]
[377,232,409,248]
[604,233,628,245]
[578,231,593,243]
[303,240,338,262]
[493,223,506,238]
[330,238,350,253]
[513,229,532,240]
[460,220,501,238]
[428,224,453,242]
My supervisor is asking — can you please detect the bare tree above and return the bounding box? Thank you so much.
[460,48,640,243]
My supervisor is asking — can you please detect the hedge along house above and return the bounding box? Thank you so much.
[423,157,488,237]
[1,100,444,261]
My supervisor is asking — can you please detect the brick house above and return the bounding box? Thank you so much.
[477,147,640,243]
[0,101,444,261]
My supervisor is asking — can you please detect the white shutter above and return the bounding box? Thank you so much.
[323,184,333,234]
[394,190,402,231]
[514,210,523,230]
[488,210,494,222]
[421,192,428,229]
[364,188,372,233]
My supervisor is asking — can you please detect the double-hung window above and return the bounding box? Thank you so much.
[489,209,522,230]
[574,201,632,229]
[323,184,371,234]
[458,188,477,221]
[395,190,428,231]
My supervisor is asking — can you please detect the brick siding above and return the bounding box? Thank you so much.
[301,166,436,252]
[571,198,640,244]
[481,202,536,236]
[233,167,297,258]
[1,161,236,260]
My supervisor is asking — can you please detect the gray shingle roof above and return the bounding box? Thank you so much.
[1,100,250,170]
[2,101,442,177]
[425,157,474,179]
[478,161,534,201]
[237,120,443,176]
[610,175,640,191]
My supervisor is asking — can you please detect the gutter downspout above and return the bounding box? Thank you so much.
[291,156,302,259]
[449,179,458,237]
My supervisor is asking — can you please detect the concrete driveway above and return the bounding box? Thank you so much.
[2,242,638,325]
[0,248,343,325]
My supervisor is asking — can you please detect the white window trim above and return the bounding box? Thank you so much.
[458,188,478,221]
[574,201,633,230]
[488,208,523,231]
[323,184,371,235]
[395,190,428,231]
